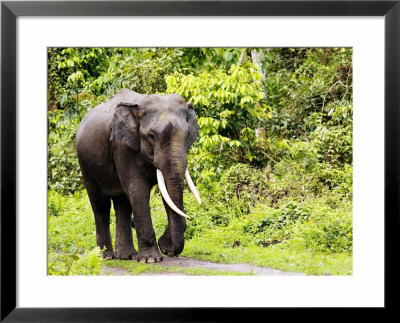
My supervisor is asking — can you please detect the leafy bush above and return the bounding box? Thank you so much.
[290,206,353,253]
[239,202,309,246]
[96,48,185,97]
[212,164,270,214]
[48,247,103,275]
[312,101,353,168]
[257,203,309,232]
[48,190,105,275]
[48,109,84,194]
[315,163,352,197]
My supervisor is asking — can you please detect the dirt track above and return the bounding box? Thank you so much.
[102,256,305,276]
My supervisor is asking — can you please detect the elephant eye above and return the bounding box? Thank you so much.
[148,132,156,141]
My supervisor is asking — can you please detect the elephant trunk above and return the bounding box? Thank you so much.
[158,162,187,255]
[166,173,186,255]
[154,127,187,253]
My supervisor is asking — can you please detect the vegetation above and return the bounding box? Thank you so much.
[48,47,352,275]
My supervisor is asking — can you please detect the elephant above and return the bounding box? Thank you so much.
[76,88,201,263]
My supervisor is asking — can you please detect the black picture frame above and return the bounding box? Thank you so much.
[1,0,398,321]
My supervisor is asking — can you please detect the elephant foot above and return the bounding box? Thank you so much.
[115,247,138,260]
[158,233,181,258]
[102,250,115,260]
[137,246,163,263]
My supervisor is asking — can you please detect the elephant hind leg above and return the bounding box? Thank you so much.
[84,180,114,259]
[112,195,138,260]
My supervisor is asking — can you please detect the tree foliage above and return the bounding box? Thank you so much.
[166,64,269,166]
[48,47,352,194]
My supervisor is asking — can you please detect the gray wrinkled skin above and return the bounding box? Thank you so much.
[76,89,199,263]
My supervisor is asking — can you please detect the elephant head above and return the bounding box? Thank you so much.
[110,93,200,255]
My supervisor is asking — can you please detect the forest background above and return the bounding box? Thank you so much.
[47,48,353,275]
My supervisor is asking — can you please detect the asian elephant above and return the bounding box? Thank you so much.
[76,89,201,263]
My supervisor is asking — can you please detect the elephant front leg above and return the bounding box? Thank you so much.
[158,198,174,257]
[129,183,163,263]
[85,181,114,259]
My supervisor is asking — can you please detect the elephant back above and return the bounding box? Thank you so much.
[76,89,145,168]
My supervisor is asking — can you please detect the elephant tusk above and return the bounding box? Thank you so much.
[156,169,188,218]
[185,169,201,205]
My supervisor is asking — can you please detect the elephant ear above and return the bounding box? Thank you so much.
[186,102,199,149]
[110,102,140,151]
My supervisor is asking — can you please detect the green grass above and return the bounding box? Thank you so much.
[48,186,352,276]
[183,241,352,275]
